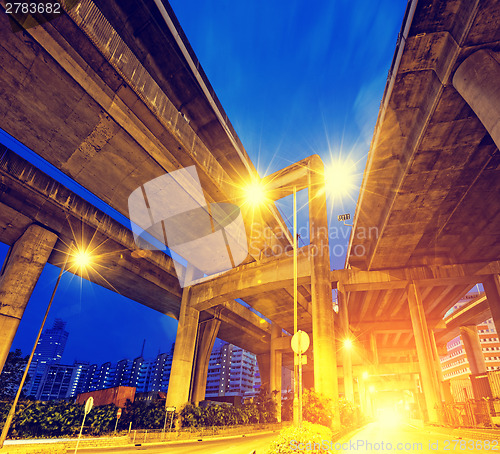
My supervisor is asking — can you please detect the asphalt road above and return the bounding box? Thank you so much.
[334,421,499,454]
[72,432,278,454]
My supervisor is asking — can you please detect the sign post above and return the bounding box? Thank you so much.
[74,397,93,454]
[163,406,176,438]
[114,408,122,433]
[291,331,310,426]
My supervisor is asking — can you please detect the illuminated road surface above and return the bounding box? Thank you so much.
[72,432,277,454]
[334,422,499,454]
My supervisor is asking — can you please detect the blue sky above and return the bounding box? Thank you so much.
[4,0,407,364]
[168,0,406,268]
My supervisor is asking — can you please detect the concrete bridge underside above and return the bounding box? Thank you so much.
[0,0,499,425]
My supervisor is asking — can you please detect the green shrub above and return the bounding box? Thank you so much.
[178,389,277,428]
[267,421,333,454]
[339,398,358,426]
[118,399,168,430]
[0,400,117,438]
[302,389,334,427]
[281,390,361,428]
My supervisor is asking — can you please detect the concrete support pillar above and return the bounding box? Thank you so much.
[0,225,58,373]
[338,283,354,402]
[407,282,442,423]
[459,325,487,375]
[166,286,200,409]
[453,50,500,150]
[191,318,221,405]
[358,376,369,417]
[257,353,271,391]
[308,157,338,419]
[270,324,282,422]
[484,274,500,337]
[369,332,379,365]
[428,329,447,402]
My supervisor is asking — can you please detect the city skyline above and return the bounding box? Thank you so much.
[6,316,264,403]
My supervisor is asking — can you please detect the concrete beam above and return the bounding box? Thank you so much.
[435,293,490,344]
[333,261,500,291]
[0,150,182,312]
[260,156,312,200]
[346,1,481,270]
[209,300,271,334]
[190,247,311,311]
[351,319,445,333]
[10,3,288,262]
[271,335,291,352]
[353,362,420,376]
[377,348,418,358]
[0,224,58,372]
[205,304,270,348]
[453,50,500,151]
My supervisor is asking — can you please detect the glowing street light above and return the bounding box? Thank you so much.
[344,338,353,350]
[362,371,369,380]
[0,246,92,448]
[324,159,357,199]
[243,180,268,207]
[74,250,91,269]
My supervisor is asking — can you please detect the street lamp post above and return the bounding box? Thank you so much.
[0,247,91,448]
[292,186,299,426]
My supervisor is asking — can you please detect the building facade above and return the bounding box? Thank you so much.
[17,319,264,402]
[440,292,500,400]
[25,318,69,398]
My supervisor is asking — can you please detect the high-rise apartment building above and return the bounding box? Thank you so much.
[25,318,69,398]
[440,292,500,400]
[37,362,93,401]
[205,342,260,398]
[16,319,263,402]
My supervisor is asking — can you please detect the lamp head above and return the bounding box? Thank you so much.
[243,181,268,207]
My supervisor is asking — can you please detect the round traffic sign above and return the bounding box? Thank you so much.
[291,330,310,354]
[84,397,94,415]
[116,408,122,419]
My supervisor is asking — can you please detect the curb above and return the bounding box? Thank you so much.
[70,429,282,450]
[423,425,500,442]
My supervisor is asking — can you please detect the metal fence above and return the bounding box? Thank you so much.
[127,422,285,444]
[489,370,500,398]
[440,398,500,428]
[449,370,500,402]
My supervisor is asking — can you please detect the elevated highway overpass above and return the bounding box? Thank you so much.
[0,0,500,425]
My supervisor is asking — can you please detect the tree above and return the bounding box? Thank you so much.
[119,399,167,430]
[254,388,278,423]
[0,350,27,400]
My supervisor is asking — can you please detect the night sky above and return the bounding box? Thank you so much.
[3,0,407,365]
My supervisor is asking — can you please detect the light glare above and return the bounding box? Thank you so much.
[376,408,402,428]
[243,181,268,207]
[74,250,91,268]
[324,160,356,198]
